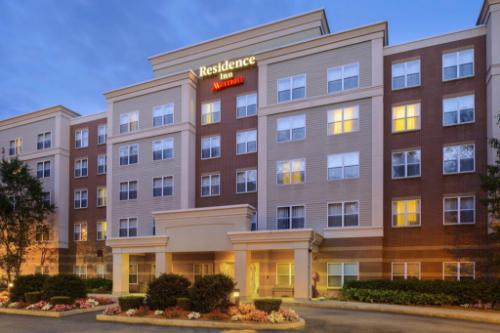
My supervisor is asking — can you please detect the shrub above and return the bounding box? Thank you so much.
[342,288,458,306]
[84,278,112,293]
[145,274,190,310]
[189,274,235,313]
[50,296,73,305]
[41,274,87,301]
[164,306,185,319]
[24,291,42,304]
[254,298,282,313]
[118,296,144,311]
[176,297,192,311]
[10,274,48,302]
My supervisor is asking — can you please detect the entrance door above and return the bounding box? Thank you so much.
[249,263,260,298]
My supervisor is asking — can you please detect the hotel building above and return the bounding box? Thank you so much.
[0,0,499,300]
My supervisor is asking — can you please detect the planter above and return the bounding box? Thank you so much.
[0,305,108,318]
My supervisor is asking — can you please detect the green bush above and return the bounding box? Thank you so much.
[10,274,48,302]
[146,274,190,310]
[50,296,73,305]
[85,278,112,293]
[254,298,282,313]
[118,296,144,311]
[41,274,87,301]
[342,288,457,305]
[189,274,235,313]
[24,291,42,304]
[176,297,191,311]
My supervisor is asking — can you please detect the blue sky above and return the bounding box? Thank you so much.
[0,0,483,118]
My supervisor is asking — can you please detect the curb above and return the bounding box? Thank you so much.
[0,305,108,318]
[96,314,305,330]
[293,301,500,325]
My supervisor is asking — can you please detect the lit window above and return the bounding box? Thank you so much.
[153,176,173,197]
[152,138,174,160]
[392,262,420,280]
[392,103,420,132]
[119,144,138,165]
[277,159,305,185]
[443,49,474,81]
[328,63,359,93]
[120,181,137,200]
[73,265,87,279]
[74,189,88,209]
[443,262,475,281]
[35,224,50,242]
[97,125,107,144]
[201,100,221,125]
[277,74,306,103]
[392,59,420,90]
[327,106,359,135]
[328,152,359,180]
[201,174,220,197]
[96,186,107,207]
[74,158,88,178]
[236,169,257,193]
[37,132,51,150]
[328,202,359,227]
[74,222,87,241]
[236,130,257,154]
[35,266,49,275]
[392,199,420,227]
[75,128,89,148]
[9,138,22,156]
[96,221,107,240]
[194,263,213,282]
[443,144,475,174]
[97,154,107,174]
[42,192,51,208]
[36,160,51,178]
[444,196,475,225]
[119,218,138,237]
[392,150,421,178]
[277,205,304,229]
[277,114,305,142]
[201,135,221,159]
[276,263,294,286]
[153,103,174,127]
[129,264,138,284]
[236,93,257,118]
[96,264,105,278]
[327,263,358,288]
[119,112,139,133]
[443,95,474,126]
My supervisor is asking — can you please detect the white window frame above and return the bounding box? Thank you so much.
[327,63,360,93]
[442,94,475,126]
[201,135,221,159]
[326,262,359,289]
[97,124,107,145]
[96,263,105,278]
[236,92,257,118]
[75,128,89,149]
[327,106,359,136]
[74,158,88,178]
[74,189,88,209]
[73,265,88,279]
[152,103,174,127]
[153,176,174,197]
[277,74,306,103]
[119,144,139,166]
[96,220,107,241]
[276,158,305,185]
[392,103,421,133]
[129,263,139,284]
[275,263,295,287]
[97,154,107,174]
[36,160,51,179]
[391,198,421,228]
[327,201,360,228]
[119,111,139,133]
[73,222,87,241]
[201,100,221,125]
[443,143,475,174]
[152,138,174,161]
[391,149,421,179]
[236,169,257,193]
[391,59,421,90]
[276,114,306,142]
[443,195,475,225]
[442,48,474,81]
[327,152,360,181]
[9,137,22,155]
[236,129,257,155]
[391,262,421,280]
[120,180,138,201]
[37,132,51,150]
[119,217,138,238]
[276,205,305,230]
[200,173,220,197]
[96,186,107,207]
[443,262,475,281]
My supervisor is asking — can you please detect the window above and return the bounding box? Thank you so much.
[153,103,174,127]
[276,263,294,286]
[392,199,420,227]
[74,158,88,178]
[119,218,138,237]
[443,95,474,126]
[327,263,359,288]
[35,266,49,275]
[236,93,257,118]
[328,63,359,93]
[251,212,258,231]
[96,264,105,278]
[120,181,137,200]
[37,132,51,150]
[9,138,22,155]
[119,144,139,166]
[327,106,359,135]
[328,202,359,227]
[201,135,221,159]
[443,262,475,281]
[96,186,107,207]
[443,144,475,174]
[96,221,107,240]
[75,128,89,148]
[119,111,139,133]
[74,222,87,241]
[129,264,138,284]
[97,124,107,144]
[392,262,421,280]
[201,174,220,197]
[153,176,173,197]
[97,154,107,174]
[201,100,220,125]
[444,196,475,225]
[443,49,474,81]
[236,169,257,193]
[277,74,306,102]
[42,192,51,208]
[236,130,257,154]
[277,114,305,142]
[277,159,305,185]
[328,152,359,180]
[392,59,420,90]
[194,263,213,282]
[36,161,51,178]
[392,150,421,178]
[277,205,305,229]
[35,224,50,242]
[152,138,174,160]
[74,189,88,209]
[74,265,87,279]
[392,103,420,132]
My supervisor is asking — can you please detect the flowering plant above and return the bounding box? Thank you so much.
[75,298,100,309]
[279,308,300,322]
[42,303,53,311]
[237,303,255,315]
[154,310,164,316]
[103,304,121,315]
[0,302,5,308]
[246,309,268,322]
[164,306,184,319]
[125,308,137,317]
[93,296,114,305]
[267,311,285,323]
[8,302,22,309]
[230,314,243,321]
[187,311,200,320]
[26,301,48,310]
[53,304,74,312]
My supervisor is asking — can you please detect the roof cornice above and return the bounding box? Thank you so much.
[477,0,500,25]
[0,105,79,128]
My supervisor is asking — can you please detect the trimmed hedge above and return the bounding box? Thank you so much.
[342,288,457,306]
[118,296,144,311]
[190,274,235,313]
[84,278,112,293]
[344,279,500,306]
[10,274,48,302]
[254,298,282,313]
[50,296,73,305]
[24,291,42,304]
[42,274,87,301]
[176,297,191,311]
[146,274,190,310]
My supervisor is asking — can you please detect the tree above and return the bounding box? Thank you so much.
[0,158,54,283]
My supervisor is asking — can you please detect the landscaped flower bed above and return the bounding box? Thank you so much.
[0,296,114,312]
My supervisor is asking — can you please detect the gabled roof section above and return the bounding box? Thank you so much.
[0,105,79,128]
[477,0,500,25]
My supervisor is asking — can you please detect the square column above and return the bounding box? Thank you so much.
[155,252,173,277]
[234,250,251,301]
[112,252,129,296]
[294,248,312,300]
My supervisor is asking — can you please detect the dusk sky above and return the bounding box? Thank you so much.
[0,0,483,119]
